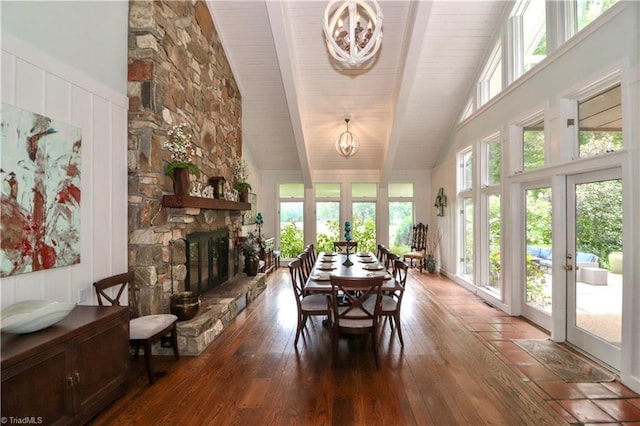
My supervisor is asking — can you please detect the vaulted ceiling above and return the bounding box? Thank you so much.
[206,0,507,185]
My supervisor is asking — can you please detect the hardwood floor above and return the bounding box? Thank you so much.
[91,269,574,425]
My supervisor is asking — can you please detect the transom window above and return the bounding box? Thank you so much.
[578,84,622,158]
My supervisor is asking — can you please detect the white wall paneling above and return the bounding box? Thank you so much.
[1,33,128,307]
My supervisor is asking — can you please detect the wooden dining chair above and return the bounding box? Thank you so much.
[385,252,399,273]
[94,271,179,384]
[403,222,428,272]
[327,275,385,369]
[297,250,313,284]
[376,244,387,265]
[288,259,331,346]
[366,259,408,346]
[306,243,317,263]
[333,241,358,254]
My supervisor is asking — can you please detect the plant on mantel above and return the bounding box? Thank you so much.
[164,122,201,179]
[232,158,251,200]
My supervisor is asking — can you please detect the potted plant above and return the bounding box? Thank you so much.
[232,158,251,202]
[239,230,265,276]
[164,122,201,196]
[424,227,443,273]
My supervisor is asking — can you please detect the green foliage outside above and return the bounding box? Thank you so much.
[316,219,339,253]
[352,216,376,253]
[352,202,376,253]
[523,129,545,171]
[525,187,552,309]
[576,179,622,269]
[579,131,622,158]
[526,254,552,310]
[577,0,619,31]
[389,217,412,255]
[280,223,303,258]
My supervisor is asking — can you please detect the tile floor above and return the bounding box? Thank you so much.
[415,272,640,425]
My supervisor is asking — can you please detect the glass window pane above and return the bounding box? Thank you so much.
[316,201,340,253]
[388,183,413,198]
[462,151,473,190]
[487,138,501,185]
[578,84,622,158]
[523,0,546,72]
[389,201,413,255]
[487,194,501,295]
[525,187,552,312]
[488,58,502,100]
[577,0,619,32]
[462,197,474,277]
[523,118,545,171]
[574,178,622,345]
[279,183,304,198]
[315,183,340,198]
[352,202,376,253]
[351,183,377,198]
[279,201,304,258]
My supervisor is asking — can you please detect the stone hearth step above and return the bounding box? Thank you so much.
[157,273,267,356]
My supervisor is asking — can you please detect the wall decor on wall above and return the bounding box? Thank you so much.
[1,103,82,277]
[434,187,447,217]
[244,192,257,225]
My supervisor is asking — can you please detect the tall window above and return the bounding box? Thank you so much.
[460,99,473,122]
[351,183,377,253]
[388,183,413,255]
[578,84,622,158]
[574,0,619,33]
[482,136,501,296]
[523,116,545,171]
[315,183,340,253]
[512,0,547,78]
[479,42,503,106]
[279,183,304,258]
[458,148,474,280]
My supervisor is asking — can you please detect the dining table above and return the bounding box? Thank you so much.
[304,251,400,293]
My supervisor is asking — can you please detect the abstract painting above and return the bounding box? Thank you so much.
[1,103,82,277]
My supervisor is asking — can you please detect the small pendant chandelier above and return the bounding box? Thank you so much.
[335,116,360,158]
[323,0,384,67]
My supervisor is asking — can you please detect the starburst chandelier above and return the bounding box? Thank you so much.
[323,0,384,67]
[335,116,360,158]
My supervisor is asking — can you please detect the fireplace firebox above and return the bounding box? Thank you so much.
[185,229,229,295]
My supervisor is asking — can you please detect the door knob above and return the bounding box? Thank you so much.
[564,264,573,271]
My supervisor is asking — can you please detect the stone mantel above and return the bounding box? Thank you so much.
[162,195,250,211]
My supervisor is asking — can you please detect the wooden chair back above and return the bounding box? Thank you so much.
[329,275,384,327]
[306,244,317,263]
[333,241,358,253]
[297,250,313,283]
[394,259,409,290]
[410,223,428,252]
[288,259,305,304]
[94,271,139,318]
[386,252,399,273]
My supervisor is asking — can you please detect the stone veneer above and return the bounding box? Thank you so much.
[127,0,256,352]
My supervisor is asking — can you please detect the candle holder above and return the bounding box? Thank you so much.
[255,212,263,238]
[342,221,353,267]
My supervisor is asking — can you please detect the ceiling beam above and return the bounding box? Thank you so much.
[380,0,433,183]
[265,0,313,188]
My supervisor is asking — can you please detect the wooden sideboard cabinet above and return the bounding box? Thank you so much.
[1,305,129,425]
[260,237,279,275]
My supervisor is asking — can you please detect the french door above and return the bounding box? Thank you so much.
[566,168,623,369]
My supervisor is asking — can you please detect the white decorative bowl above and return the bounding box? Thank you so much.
[1,300,76,334]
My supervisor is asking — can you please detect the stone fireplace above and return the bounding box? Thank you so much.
[127,0,246,318]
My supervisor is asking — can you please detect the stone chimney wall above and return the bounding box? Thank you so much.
[127,0,243,314]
